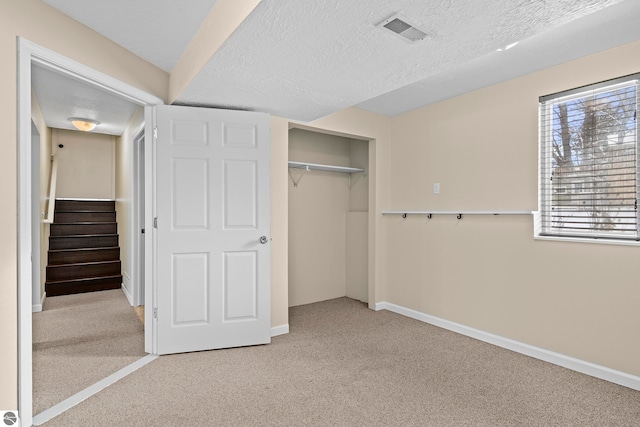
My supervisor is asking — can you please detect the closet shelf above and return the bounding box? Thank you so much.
[288,161,364,174]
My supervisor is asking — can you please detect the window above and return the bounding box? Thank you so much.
[539,74,639,241]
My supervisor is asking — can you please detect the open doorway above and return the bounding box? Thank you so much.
[18,38,163,426]
[287,124,376,310]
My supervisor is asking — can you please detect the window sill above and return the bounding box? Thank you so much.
[533,234,640,247]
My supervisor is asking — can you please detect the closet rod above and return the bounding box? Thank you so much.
[288,161,364,174]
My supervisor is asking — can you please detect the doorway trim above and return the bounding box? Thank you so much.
[130,128,146,307]
[17,37,163,426]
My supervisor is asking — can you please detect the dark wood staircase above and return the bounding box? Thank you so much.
[46,200,122,296]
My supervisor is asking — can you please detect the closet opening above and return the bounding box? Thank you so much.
[288,127,370,308]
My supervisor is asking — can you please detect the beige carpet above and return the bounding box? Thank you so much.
[33,289,146,416]
[42,297,639,426]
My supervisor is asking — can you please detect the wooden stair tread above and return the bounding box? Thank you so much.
[46,274,122,284]
[52,221,117,225]
[48,246,120,253]
[45,275,122,296]
[50,233,118,238]
[47,260,120,267]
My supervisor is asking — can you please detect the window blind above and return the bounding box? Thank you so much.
[539,74,639,241]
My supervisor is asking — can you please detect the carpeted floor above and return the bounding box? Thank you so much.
[33,289,146,416]
[42,297,640,426]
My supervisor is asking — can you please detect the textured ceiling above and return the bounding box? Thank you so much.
[32,64,141,135]
[36,0,640,127]
[358,0,640,115]
[175,0,631,121]
[41,0,219,72]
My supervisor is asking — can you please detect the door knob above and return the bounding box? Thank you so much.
[259,236,269,244]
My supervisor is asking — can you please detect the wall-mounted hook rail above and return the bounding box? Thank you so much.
[382,210,533,218]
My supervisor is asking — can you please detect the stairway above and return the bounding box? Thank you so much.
[45,200,122,296]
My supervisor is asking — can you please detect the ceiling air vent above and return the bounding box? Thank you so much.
[378,13,432,43]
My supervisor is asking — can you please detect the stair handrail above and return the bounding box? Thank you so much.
[43,154,58,224]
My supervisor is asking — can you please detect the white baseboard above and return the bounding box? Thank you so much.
[271,324,289,337]
[32,292,46,313]
[121,273,133,306]
[375,302,640,391]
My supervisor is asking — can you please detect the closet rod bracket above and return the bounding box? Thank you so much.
[288,165,310,188]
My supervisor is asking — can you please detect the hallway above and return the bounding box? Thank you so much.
[32,289,145,416]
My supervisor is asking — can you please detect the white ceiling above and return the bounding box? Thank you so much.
[32,64,141,135]
[34,0,640,132]
[42,0,219,72]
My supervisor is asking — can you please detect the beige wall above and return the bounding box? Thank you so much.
[1,0,168,409]
[345,212,368,302]
[385,39,640,376]
[53,130,115,199]
[270,117,290,328]
[346,139,369,302]
[115,108,145,303]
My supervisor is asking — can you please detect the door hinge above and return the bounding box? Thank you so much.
[153,307,158,319]
[153,126,158,140]
[141,228,145,234]
[153,217,158,228]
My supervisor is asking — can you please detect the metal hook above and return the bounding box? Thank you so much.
[427,214,432,219]
[457,213,463,220]
[402,213,407,219]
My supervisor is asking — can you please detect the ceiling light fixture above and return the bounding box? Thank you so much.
[69,117,100,132]
[496,41,519,52]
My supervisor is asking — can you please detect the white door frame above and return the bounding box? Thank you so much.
[131,129,146,307]
[17,38,163,426]
[31,121,41,312]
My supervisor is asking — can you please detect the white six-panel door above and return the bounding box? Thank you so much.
[154,105,271,355]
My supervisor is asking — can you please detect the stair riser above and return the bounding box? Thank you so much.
[50,223,117,236]
[47,261,121,281]
[54,212,116,223]
[48,247,120,265]
[46,276,122,297]
[55,200,115,212]
[49,235,119,250]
